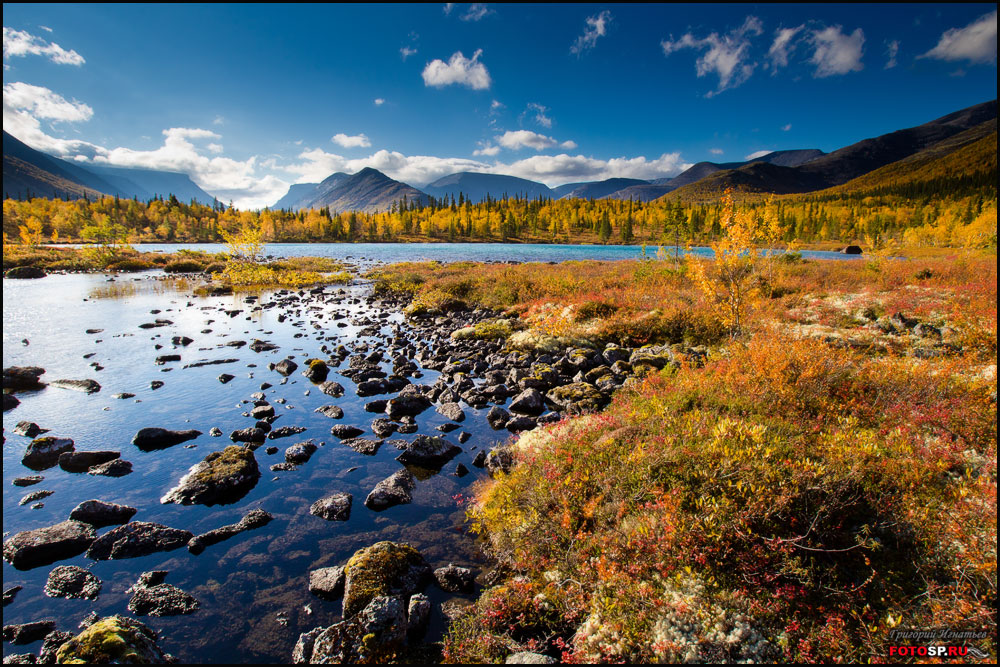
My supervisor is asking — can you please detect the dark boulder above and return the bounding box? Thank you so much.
[161,445,260,506]
[86,522,193,560]
[3,520,96,570]
[69,499,137,527]
[187,509,272,555]
[132,427,201,451]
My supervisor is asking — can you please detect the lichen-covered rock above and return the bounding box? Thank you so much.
[44,565,102,600]
[506,651,558,664]
[434,563,475,593]
[127,571,200,616]
[385,393,431,419]
[69,499,137,527]
[546,382,606,415]
[629,347,674,371]
[3,520,96,570]
[21,437,74,471]
[268,425,307,440]
[308,566,345,600]
[161,445,260,506]
[304,359,330,382]
[508,388,546,416]
[38,630,73,663]
[507,331,562,354]
[310,493,353,521]
[330,424,364,439]
[55,615,171,663]
[86,522,192,561]
[319,381,345,397]
[363,470,415,511]
[131,427,201,451]
[340,438,383,456]
[487,406,511,429]
[187,509,272,555]
[285,441,318,465]
[229,426,266,443]
[315,405,344,419]
[436,401,465,422]
[394,435,461,468]
[407,593,431,642]
[342,541,431,618]
[485,445,516,477]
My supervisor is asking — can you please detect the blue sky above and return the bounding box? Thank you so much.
[3,3,997,207]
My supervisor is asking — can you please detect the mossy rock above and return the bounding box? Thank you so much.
[507,330,562,354]
[342,541,431,618]
[304,358,330,382]
[160,445,260,506]
[546,382,606,415]
[56,615,170,663]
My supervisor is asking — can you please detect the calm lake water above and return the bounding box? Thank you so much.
[3,243,858,663]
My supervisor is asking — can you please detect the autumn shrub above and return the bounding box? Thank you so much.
[447,334,997,663]
[163,259,206,273]
[106,258,153,272]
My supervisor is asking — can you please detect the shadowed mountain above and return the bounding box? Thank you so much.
[3,131,218,204]
[423,172,554,203]
[271,182,322,210]
[555,178,649,200]
[664,100,997,201]
[295,168,429,213]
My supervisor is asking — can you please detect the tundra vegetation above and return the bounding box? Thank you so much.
[368,191,997,663]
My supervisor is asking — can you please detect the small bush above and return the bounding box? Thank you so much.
[573,300,618,322]
[203,262,226,274]
[106,258,152,272]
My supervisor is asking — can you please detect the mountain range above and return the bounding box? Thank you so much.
[4,99,995,212]
[3,131,218,205]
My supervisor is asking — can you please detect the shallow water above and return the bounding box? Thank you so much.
[2,272,498,663]
[62,241,860,269]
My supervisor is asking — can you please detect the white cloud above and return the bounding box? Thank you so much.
[525,102,552,128]
[767,25,803,71]
[661,16,763,96]
[810,25,865,77]
[497,130,572,151]
[207,143,224,154]
[500,152,689,186]
[39,25,53,33]
[400,46,417,60]
[920,10,997,65]
[885,40,899,69]
[422,50,491,90]
[4,81,93,122]
[745,150,773,160]
[461,3,493,22]
[781,123,792,131]
[443,3,454,15]
[212,115,226,125]
[571,10,612,55]
[374,98,385,106]
[490,99,504,111]
[3,27,84,65]
[473,141,500,156]
[331,133,371,148]
[709,148,724,155]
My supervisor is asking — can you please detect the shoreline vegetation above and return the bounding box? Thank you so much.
[3,189,997,663]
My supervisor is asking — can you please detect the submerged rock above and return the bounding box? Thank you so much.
[86,522,193,561]
[3,520,96,570]
[363,470,415,511]
[127,571,200,617]
[55,615,172,664]
[44,565,102,600]
[69,499,137,528]
[161,445,260,506]
[309,493,353,521]
[187,509,273,555]
[132,427,202,451]
[342,541,431,618]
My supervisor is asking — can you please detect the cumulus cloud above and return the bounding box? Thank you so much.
[571,10,612,55]
[422,50,491,89]
[661,16,763,96]
[920,9,997,65]
[4,81,93,122]
[745,150,773,160]
[400,46,417,60]
[497,130,575,151]
[461,3,493,22]
[810,25,865,77]
[885,40,899,69]
[500,152,689,186]
[3,27,84,65]
[331,132,371,148]
[473,141,500,157]
[374,98,385,106]
[767,25,803,71]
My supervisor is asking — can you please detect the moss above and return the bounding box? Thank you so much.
[56,616,165,664]
[193,445,256,484]
[342,542,427,618]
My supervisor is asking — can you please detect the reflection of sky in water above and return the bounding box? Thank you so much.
[59,241,861,271]
[3,273,499,663]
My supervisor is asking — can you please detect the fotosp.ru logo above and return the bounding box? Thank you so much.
[887,628,990,660]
